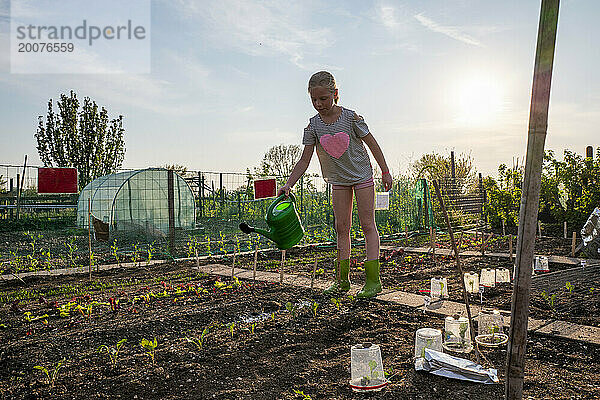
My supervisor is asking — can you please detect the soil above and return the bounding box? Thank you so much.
[1,251,600,399]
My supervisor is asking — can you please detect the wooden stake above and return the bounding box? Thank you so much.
[571,232,576,257]
[563,221,567,239]
[280,250,285,284]
[481,233,493,256]
[509,234,513,263]
[452,231,464,258]
[432,181,480,364]
[537,221,542,238]
[506,1,559,397]
[431,229,436,260]
[253,245,258,281]
[502,220,506,236]
[231,248,236,279]
[88,197,92,281]
[404,225,408,247]
[311,254,317,290]
[195,247,200,269]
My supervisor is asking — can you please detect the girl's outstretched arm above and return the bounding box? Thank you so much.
[278,145,314,196]
[361,133,392,191]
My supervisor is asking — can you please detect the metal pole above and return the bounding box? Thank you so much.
[505,1,559,398]
[167,170,175,255]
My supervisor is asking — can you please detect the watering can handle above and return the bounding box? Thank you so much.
[267,193,296,216]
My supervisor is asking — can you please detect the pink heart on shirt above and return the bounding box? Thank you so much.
[320,132,349,159]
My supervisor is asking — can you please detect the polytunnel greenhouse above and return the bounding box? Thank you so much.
[77,168,195,239]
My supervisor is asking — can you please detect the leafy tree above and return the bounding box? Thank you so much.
[484,148,600,229]
[483,163,523,227]
[256,144,302,178]
[35,91,125,190]
[410,151,477,193]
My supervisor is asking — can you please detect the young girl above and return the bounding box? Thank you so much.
[278,71,392,298]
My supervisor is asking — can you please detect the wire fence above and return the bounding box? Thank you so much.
[0,166,441,275]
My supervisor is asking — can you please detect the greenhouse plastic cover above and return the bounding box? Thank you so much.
[415,348,499,384]
[77,169,195,234]
[581,207,600,246]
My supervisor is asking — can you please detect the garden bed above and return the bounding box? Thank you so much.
[1,254,600,399]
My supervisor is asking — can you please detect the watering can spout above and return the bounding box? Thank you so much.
[239,222,274,241]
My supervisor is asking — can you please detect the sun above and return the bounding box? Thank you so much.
[455,75,505,126]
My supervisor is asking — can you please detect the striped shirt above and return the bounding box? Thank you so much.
[302,106,373,186]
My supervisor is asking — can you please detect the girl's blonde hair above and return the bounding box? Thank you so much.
[308,71,339,104]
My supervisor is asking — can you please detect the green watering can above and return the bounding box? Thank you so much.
[239,193,304,250]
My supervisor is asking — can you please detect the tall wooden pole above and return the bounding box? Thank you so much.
[505,1,559,398]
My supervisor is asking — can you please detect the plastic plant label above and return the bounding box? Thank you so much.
[375,192,389,210]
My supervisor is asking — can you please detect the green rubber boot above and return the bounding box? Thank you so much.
[323,259,351,295]
[357,259,382,298]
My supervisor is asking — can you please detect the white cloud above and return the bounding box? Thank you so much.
[414,13,482,47]
[379,6,400,30]
[169,0,335,70]
[0,51,218,116]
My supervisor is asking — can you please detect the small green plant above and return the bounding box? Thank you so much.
[311,301,319,318]
[292,389,313,400]
[331,297,341,311]
[132,243,141,266]
[250,323,256,335]
[541,290,557,310]
[421,338,434,358]
[185,327,209,351]
[23,311,49,324]
[140,337,158,365]
[186,236,198,258]
[205,235,212,256]
[218,231,226,255]
[285,301,297,319]
[565,281,574,294]
[97,339,127,368]
[65,237,78,267]
[34,358,66,388]
[369,360,379,379]
[110,240,120,265]
[227,322,235,338]
[146,241,156,264]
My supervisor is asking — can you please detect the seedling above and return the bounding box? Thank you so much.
[250,323,256,335]
[146,241,156,264]
[132,243,141,266]
[23,311,49,324]
[185,327,209,351]
[111,240,120,266]
[565,281,574,295]
[330,297,341,311]
[97,339,127,368]
[227,322,235,338]
[541,290,557,310]
[140,337,158,365]
[66,237,78,267]
[311,301,319,318]
[292,389,313,400]
[34,358,66,388]
[285,301,297,319]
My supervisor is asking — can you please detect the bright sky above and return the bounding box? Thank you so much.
[0,0,598,178]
